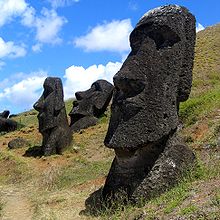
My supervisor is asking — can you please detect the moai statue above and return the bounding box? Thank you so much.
[34,77,72,156]
[69,80,113,132]
[0,110,10,118]
[102,5,196,203]
[0,118,17,132]
[0,110,17,132]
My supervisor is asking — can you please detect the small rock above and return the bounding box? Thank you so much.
[8,138,30,149]
[73,146,80,153]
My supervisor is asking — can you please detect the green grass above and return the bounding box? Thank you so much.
[179,85,220,126]
[13,109,38,127]
[64,98,74,114]
[179,204,198,215]
[0,151,32,184]
[56,160,111,189]
[211,189,220,208]
[39,158,112,190]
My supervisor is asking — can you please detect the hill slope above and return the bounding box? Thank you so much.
[0,24,219,220]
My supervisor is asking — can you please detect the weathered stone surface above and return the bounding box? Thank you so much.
[69,80,113,132]
[8,138,30,149]
[0,118,17,132]
[102,5,196,203]
[103,134,195,202]
[0,110,10,119]
[70,116,98,132]
[32,77,72,156]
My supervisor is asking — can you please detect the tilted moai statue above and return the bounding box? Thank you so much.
[102,5,196,203]
[0,118,17,132]
[0,110,17,132]
[34,77,72,156]
[69,80,113,132]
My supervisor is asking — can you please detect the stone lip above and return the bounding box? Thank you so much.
[102,133,196,203]
[70,116,98,132]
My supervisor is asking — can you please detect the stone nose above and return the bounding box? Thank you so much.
[33,100,43,111]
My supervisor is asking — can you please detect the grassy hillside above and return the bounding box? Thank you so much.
[0,24,219,220]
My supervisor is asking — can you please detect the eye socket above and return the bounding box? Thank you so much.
[145,27,180,50]
[130,29,144,52]
[92,82,102,92]
[114,76,145,99]
[43,84,53,98]
[130,23,180,51]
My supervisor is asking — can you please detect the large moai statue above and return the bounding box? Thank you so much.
[34,77,72,156]
[69,80,113,132]
[102,5,196,203]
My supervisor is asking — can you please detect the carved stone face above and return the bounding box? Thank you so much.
[104,5,195,149]
[69,80,113,128]
[34,77,64,132]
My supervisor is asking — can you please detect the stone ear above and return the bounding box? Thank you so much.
[177,13,195,103]
[54,79,64,111]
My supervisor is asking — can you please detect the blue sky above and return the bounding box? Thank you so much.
[0,0,219,114]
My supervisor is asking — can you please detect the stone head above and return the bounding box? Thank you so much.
[70,79,113,119]
[105,5,196,149]
[34,77,65,132]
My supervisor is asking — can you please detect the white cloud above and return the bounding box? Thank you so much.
[48,0,79,8]
[0,0,27,27]
[21,5,35,26]
[196,23,205,32]
[22,8,67,45]
[0,61,121,112]
[32,43,42,53]
[0,1,67,52]
[0,71,47,110]
[0,37,26,58]
[63,61,122,99]
[34,8,67,44]
[0,61,6,70]
[74,19,133,53]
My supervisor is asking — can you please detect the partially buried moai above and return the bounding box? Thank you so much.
[34,77,72,156]
[102,5,196,203]
[69,80,113,132]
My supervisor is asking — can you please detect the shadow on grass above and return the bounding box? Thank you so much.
[80,187,106,217]
[80,187,132,218]
[23,145,43,157]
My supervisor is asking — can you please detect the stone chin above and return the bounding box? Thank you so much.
[105,110,178,149]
